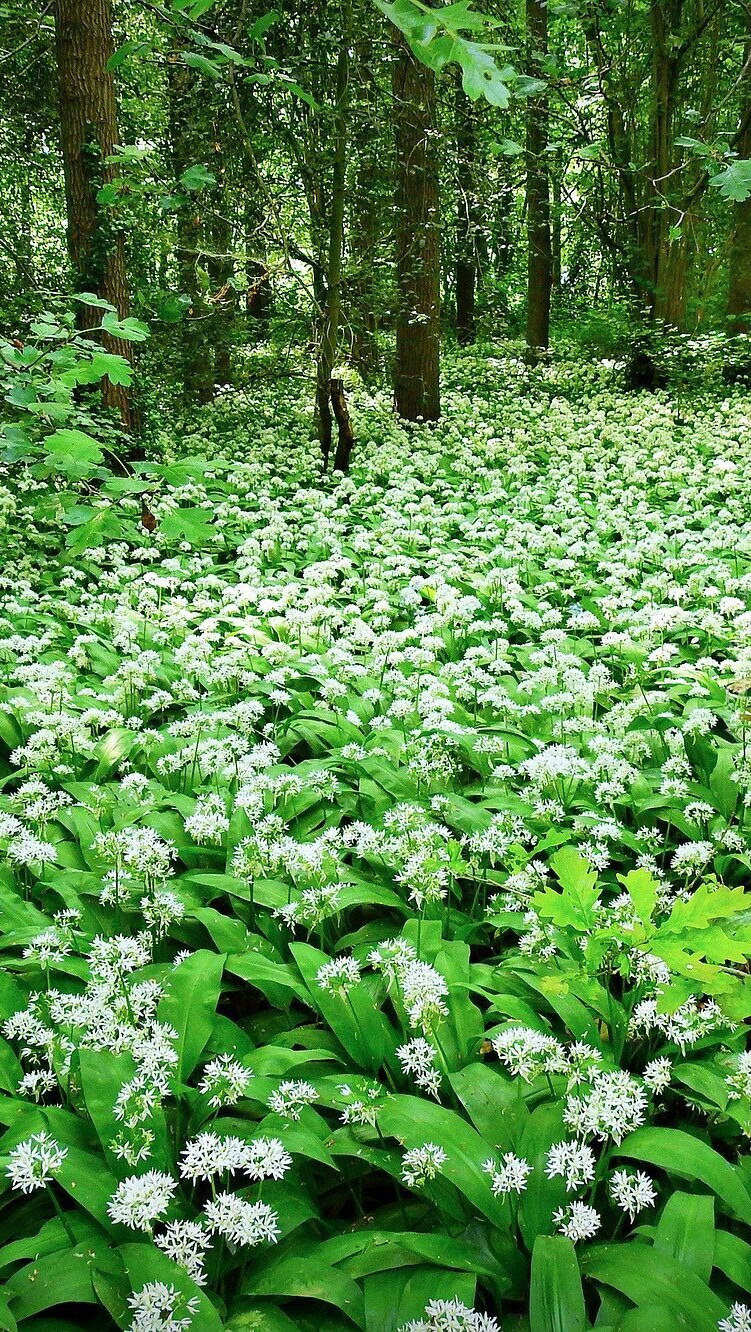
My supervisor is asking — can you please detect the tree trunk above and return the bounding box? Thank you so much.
[729,36,751,331]
[349,37,381,379]
[455,70,477,346]
[244,198,272,332]
[53,0,136,430]
[316,16,350,467]
[525,0,552,355]
[393,31,440,420]
[167,47,214,403]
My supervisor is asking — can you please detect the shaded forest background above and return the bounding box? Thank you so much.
[1,0,751,457]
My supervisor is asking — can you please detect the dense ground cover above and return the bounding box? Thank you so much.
[1,348,751,1330]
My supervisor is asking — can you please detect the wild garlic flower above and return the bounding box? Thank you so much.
[107,1170,176,1231]
[492,1026,568,1082]
[316,955,361,996]
[642,1057,672,1094]
[726,1052,751,1101]
[483,1152,532,1195]
[203,1193,280,1247]
[198,1054,253,1108]
[563,1070,647,1144]
[719,1304,751,1332]
[396,1036,442,1097]
[126,1282,199,1332]
[6,1131,67,1193]
[267,1079,319,1119]
[180,1132,251,1183]
[400,1298,501,1331]
[545,1140,597,1192]
[155,1220,212,1286]
[242,1137,292,1181]
[401,1142,447,1187]
[553,1200,602,1242]
[609,1168,656,1221]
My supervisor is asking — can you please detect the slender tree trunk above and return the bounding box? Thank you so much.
[455,70,477,346]
[167,47,214,403]
[53,0,135,430]
[316,13,350,466]
[349,36,381,378]
[393,30,440,420]
[525,0,552,355]
[729,36,751,331]
[244,198,272,331]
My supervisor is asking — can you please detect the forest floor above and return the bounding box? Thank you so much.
[2,346,751,1329]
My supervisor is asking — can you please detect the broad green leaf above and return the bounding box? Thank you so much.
[654,1192,714,1285]
[615,1128,751,1224]
[530,1234,586,1332]
[157,948,225,1079]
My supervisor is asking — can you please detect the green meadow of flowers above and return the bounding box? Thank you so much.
[1,346,751,1330]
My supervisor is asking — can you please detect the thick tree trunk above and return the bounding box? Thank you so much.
[455,71,477,346]
[525,0,552,355]
[393,31,440,420]
[53,0,135,430]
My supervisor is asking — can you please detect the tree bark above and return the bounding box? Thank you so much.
[53,0,135,430]
[316,15,350,466]
[525,0,552,354]
[729,35,751,331]
[455,70,477,346]
[167,46,214,403]
[393,31,440,420]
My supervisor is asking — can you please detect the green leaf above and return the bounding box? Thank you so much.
[535,847,600,930]
[180,164,217,192]
[157,948,225,1079]
[530,1234,586,1332]
[581,1244,725,1328]
[160,506,215,546]
[101,311,149,342]
[654,1192,714,1285]
[238,1250,366,1327]
[4,1247,100,1320]
[710,158,751,202]
[615,1128,751,1224]
[42,428,104,475]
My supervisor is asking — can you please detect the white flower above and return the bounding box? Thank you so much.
[268,1079,319,1119]
[492,1026,567,1082]
[203,1193,280,1247]
[553,1200,601,1242]
[107,1170,176,1231]
[316,955,361,996]
[563,1070,647,1143]
[155,1220,212,1285]
[483,1152,532,1195]
[642,1057,672,1094]
[399,1297,501,1331]
[720,1305,751,1332]
[545,1140,597,1192]
[396,1036,443,1097]
[727,1052,751,1101]
[127,1281,199,1332]
[179,1132,249,1184]
[609,1168,656,1221]
[241,1137,292,1181]
[401,1142,447,1187]
[6,1131,67,1193]
[198,1054,253,1108]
